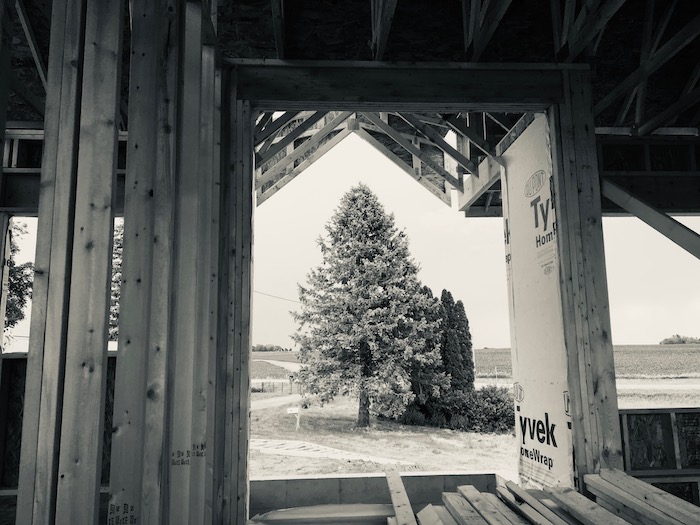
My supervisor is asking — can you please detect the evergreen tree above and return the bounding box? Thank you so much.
[440,290,475,392]
[293,184,443,427]
[5,222,34,329]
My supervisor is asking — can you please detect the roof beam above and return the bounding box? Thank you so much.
[256,111,353,188]
[601,179,700,260]
[257,127,352,205]
[456,155,502,211]
[634,0,655,125]
[370,0,398,60]
[14,0,48,90]
[595,13,700,116]
[270,0,284,59]
[254,111,274,135]
[441,114,496,159]
[363,112,462,190]
[397,112,478,175]
[462,0,480,57]
[354,128,451,206]
[254,111,298,148]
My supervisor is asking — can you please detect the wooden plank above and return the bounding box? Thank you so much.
[168,2,203,522]
[530,492,583,525]
[456,155,502,212]
[505,482,570,525]
[270,0,284,59]
[398,112,477,175]
[565,0,626,62]
[594,14,700,116]
[543,487,631,525]
[256,111,326,165]
[598,469,700,525]
[14,0,48,90]
[443,114,496,159]
[15,0,84,521]
[53,0,124,521]
[585,474,684,525]
[231,60,566,112]
[257,127,352,205]
[495,487,554,525]
[363,112,462,189]
[389,518,399,525]
[481,493,529,525]
[256,111,352,188]
[457,486,512,525]
[471,0,513,61]
[107,0,160,522]
[601,179,700,260]
[354,127,451,205]
[443,492,489,525]
[385,468,418,525]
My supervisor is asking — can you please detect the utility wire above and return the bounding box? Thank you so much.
[254,289,301,304]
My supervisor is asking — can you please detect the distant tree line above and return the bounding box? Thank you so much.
[253,344,293,352]
[660,334,700,344]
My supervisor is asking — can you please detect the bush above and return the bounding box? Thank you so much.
[399,385,514,434]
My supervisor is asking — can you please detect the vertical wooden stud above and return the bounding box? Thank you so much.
[108,0,159,522]
[549,68,623,489]
[168,2,203,522]
[54,0,124,521]
[17,0,86,521]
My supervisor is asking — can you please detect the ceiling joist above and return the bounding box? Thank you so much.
[14,0,47,91]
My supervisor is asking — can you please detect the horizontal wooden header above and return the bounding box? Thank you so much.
[227,60,568,111]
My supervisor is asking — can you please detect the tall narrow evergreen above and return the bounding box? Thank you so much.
[440,290,475,392]
[293,184,443,427]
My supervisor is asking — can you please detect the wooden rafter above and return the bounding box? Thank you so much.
[362,112,462,190]
[270,0,284,59]
[397,112,478,175]
[633,0,654,126]
[257,127,352,205]
[256,111,352,188]
[354,127,451,206]
[8,70,44,115]
[256,111,325,165]
[254,111,274,135]
[594,13,700,116]
[254,111,298,148]
[370,0,398,61]
[441,114,496,159]
[565,0,626,63]
[456,156,502,212]
[649,0,677,55]
[471,0,513,61]
[14,0,48,90]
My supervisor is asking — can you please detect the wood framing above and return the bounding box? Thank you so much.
[370,0,398,61]
[549,68,623,488]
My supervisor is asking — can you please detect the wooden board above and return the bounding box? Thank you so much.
[480,493,529,525]
[543,486,630,525]
[457,486,513,525]
[442,492,489,525]
[505,482,570,525]
[495,487,554,525]
[385,468,418,525]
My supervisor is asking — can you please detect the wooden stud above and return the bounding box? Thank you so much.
[601,179,700,260]
[16,0,85,521]
[52,0,124,521]
[167,2,203,522]
[385,468,417,525]
[107,0,160,522]
[550,69,623,488]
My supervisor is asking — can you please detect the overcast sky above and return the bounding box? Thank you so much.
[252,133,700,349]
[7,133,700,350]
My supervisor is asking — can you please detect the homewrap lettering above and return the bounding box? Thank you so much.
[519,412,558,447]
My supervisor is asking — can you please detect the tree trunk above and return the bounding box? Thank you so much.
[357,340,371,427]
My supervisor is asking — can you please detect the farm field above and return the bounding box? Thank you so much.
[254,344,700,379]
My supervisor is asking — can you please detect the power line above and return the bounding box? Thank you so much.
[254,289,301,304]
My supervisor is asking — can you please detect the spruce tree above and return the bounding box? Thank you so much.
[293,184,443,427]
[440,290,475,392]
